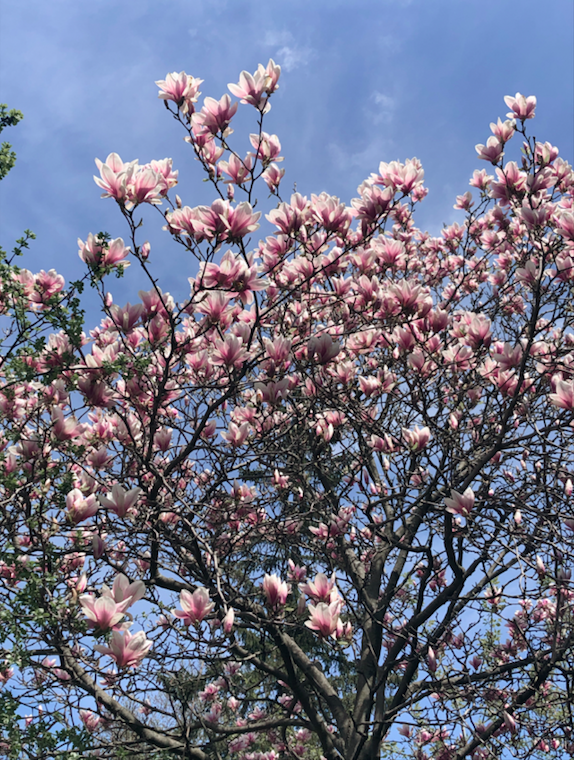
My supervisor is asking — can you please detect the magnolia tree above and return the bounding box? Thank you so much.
[0,63,573,760]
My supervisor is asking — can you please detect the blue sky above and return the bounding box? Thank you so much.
[0,0,572,320]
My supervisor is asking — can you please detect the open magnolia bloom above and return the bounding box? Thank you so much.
[94,630,153,669]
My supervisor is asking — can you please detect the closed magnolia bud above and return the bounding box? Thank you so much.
[222,607,235,634]
[76,573,88,594]
[503,710,517,734]
[92,535,106,560]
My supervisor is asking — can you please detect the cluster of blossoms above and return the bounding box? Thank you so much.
[0,63,573,760]
[94,153,178,210]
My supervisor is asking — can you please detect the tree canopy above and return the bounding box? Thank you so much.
[0,67,573,760]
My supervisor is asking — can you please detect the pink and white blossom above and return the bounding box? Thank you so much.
[99,484,142,518]
[262,574,290,608]
[305,601,342,638]
[172,588,214,626]
[444,487,475,519]
[94,629,152,669]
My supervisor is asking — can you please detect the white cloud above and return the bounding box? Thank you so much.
[368,91,397,124]
[276,45,313,72]
[263,29,314,72]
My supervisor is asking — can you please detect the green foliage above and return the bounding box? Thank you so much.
[0,104,23,181]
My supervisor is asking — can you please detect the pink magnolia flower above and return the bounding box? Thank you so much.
[453,191,473,211]
[30,269,65,305]
[427,646,437,673]
[490,117,515,143]
[351,183,395,224]
[75,573,88,594]
[254,379,290,405]
[173,587,214,626]
[211,335,248,368]
[101,573,146,611]
[79,594,125,630]
[218,153,253,185]
[155,72,203,114]
[94,629,152,669]
[221,421,251,447]
[466,314,492,349]
[262,336,292,367]
[262,573,290,608]
[66,489,98,524]
[287,559,307,582]
[470,168,493,189]
[228,60,280,110]
[92,534,106,559]
[475,136,504,164]
[109,302,144,332]
[79,709,105,733]
[516,259,539,286]
[250,132,283,164]
[536,555,546,576]
[307,334,341,364]
[491,342,523,371]
[519,199,551,229]
[222,607,235,634]
[402,425,431,452]
[555,210,574,241]
[229,69,270,110]
[299,572,339,604]
[490,161,528,205]
[534,140,559,165]
[554,252,574,283]
[375,158,425,194]
[504,92,536,121]
[93,153,136,201]
[549,379,574,411]
[192,94,238,136]
[261,163,285,192]
[99,484,142,518]
[305,600,341,638]
[125,166,166,209]
[469,656,483,670]
[444,487,475,519]
[138,287,174,319]
[311,192,353,234]
[222,202,261,240]
[502,709,518,734]
[51,408,84,441]
[262,58,281,93]
[153,427,172,452]
[78,234,130,269]
[150,157,178,188]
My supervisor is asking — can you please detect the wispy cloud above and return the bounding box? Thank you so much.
[368,91,397,125]
[263,30,314,72]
